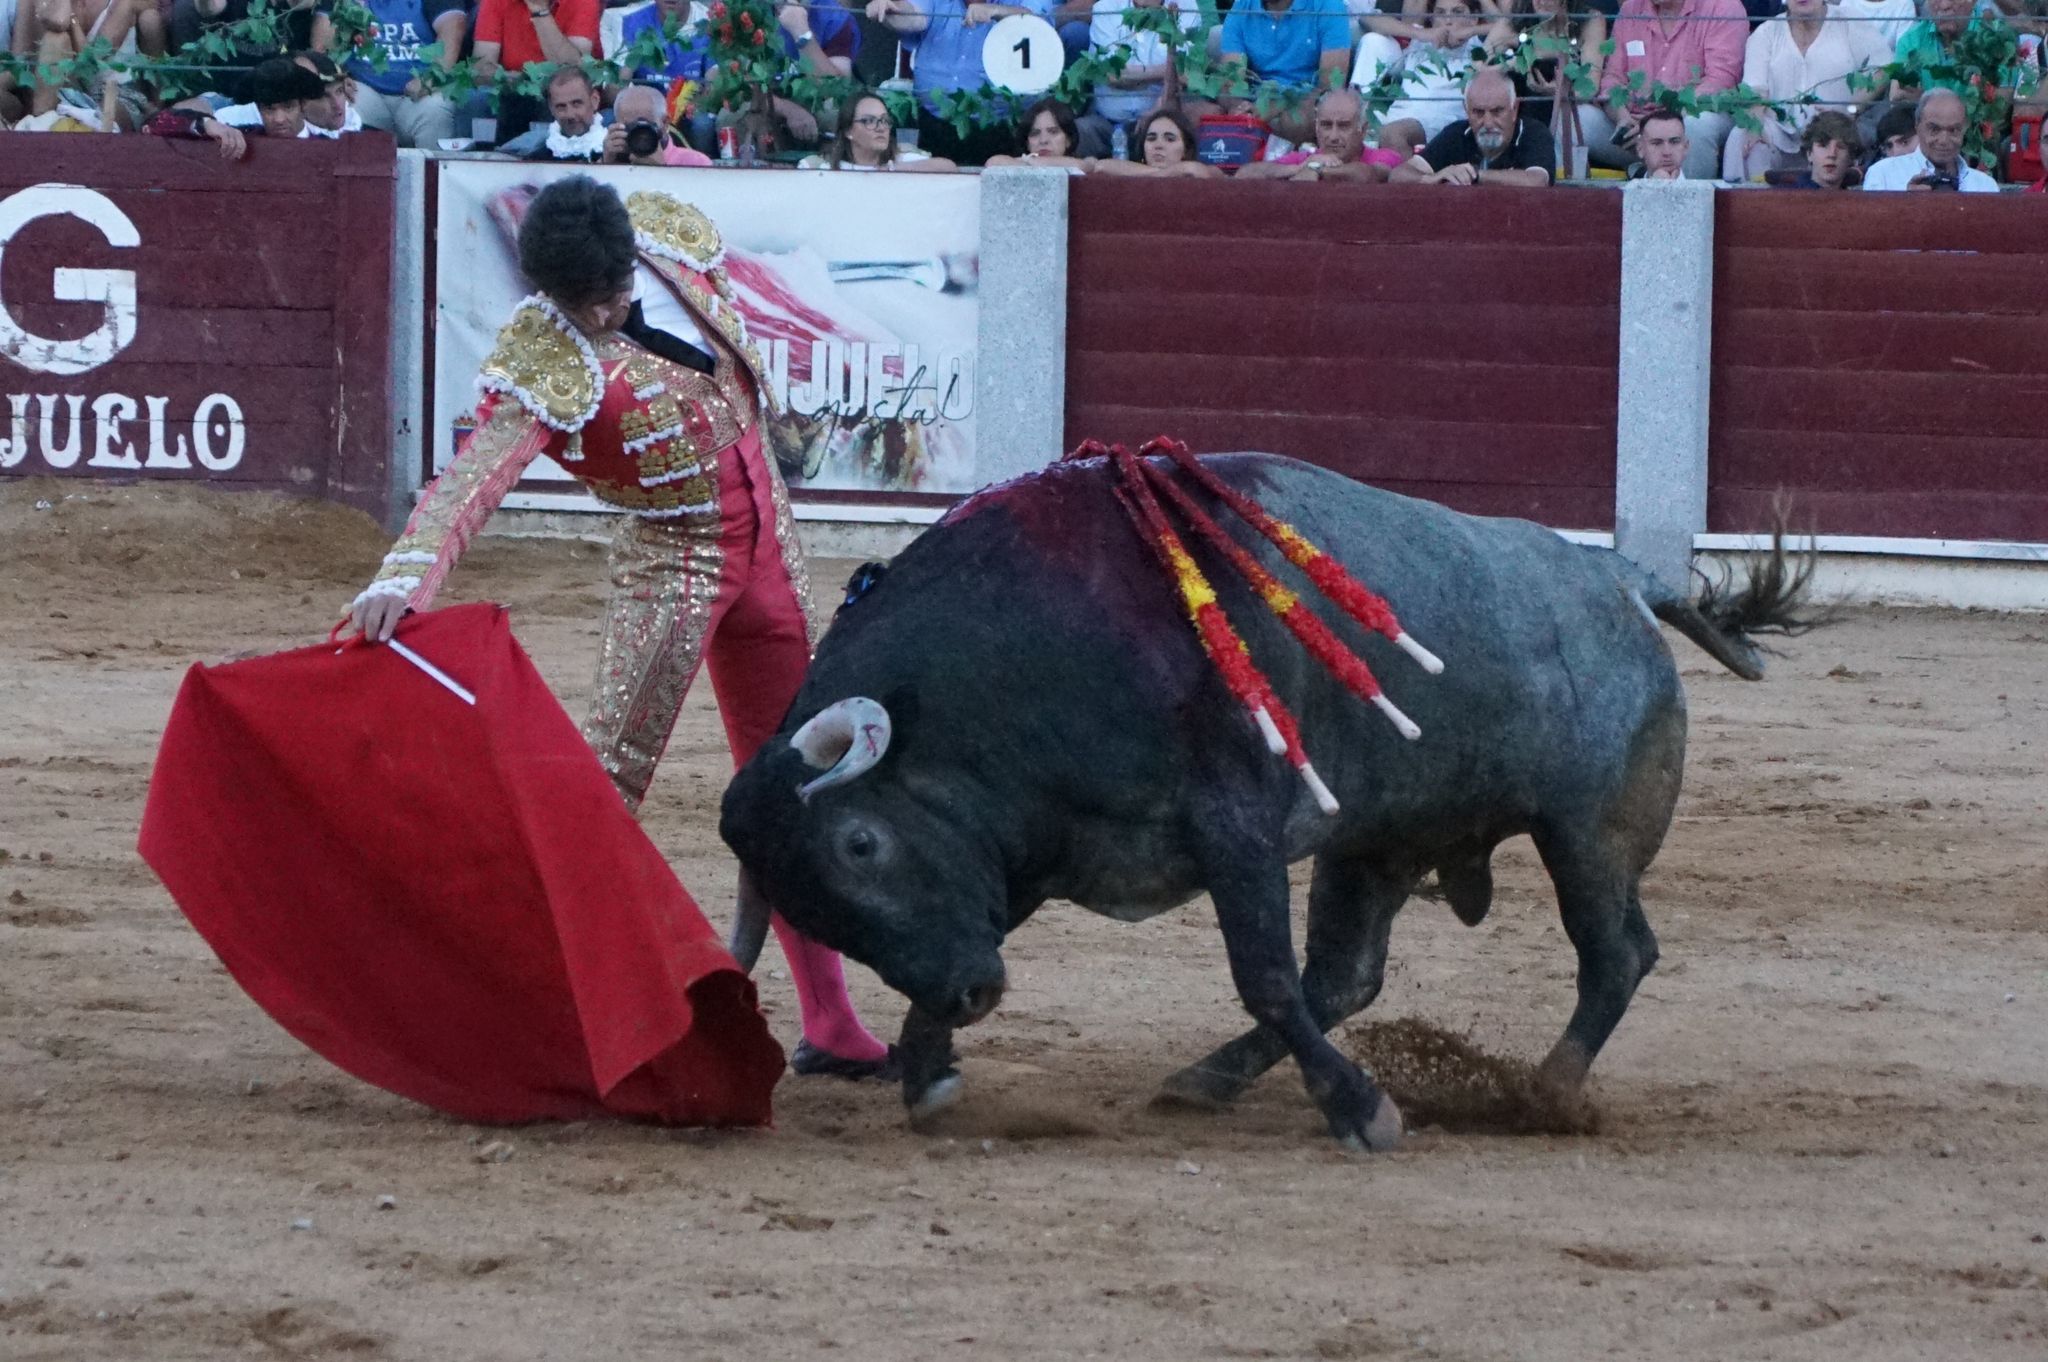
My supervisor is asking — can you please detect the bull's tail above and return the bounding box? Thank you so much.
[1633,524,1824,681]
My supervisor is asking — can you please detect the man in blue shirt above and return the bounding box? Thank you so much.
[347,0,467,146]
[1216,0,1351,144]
[613,0,863,153]
[880,0,1057,164]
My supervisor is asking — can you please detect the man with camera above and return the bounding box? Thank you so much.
[1861,88,1998,191]
[603,82,713,165]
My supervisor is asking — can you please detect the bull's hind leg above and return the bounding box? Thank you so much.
[1531,843,1660,1098]
[1184,851,1404,1150]
[1158,855,1409,1110]
[1534,708,1682,1094]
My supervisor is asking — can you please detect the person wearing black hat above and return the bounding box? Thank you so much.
[212,50,363,136]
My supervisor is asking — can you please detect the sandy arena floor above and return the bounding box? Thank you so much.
[1,481,2044,1362]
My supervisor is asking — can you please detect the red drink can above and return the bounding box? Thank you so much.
[717,126,737,160]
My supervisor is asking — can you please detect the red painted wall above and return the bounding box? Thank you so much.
[1065,179,1622,531]
[1710,192,2048,543]
[0,136,396,520]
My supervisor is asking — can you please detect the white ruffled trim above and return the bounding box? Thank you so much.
[544,121,607,160]
[382,550,438,566]
[634,498,718,520]
[635,228,724,274]
[351,577,419,610]
[632,382,664,401]
[622,423,686,456]
[476,294,604,432]
[638,464,703,488]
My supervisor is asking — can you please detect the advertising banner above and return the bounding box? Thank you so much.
[0,138,396,518]
[432,162,980,509]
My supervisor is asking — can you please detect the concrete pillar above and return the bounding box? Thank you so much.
[973,168,1069,488]
[386,149,429,532]
[1614,179,1715,594]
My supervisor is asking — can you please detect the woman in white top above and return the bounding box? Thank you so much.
[800,91,959,172]
[1351,0,1507,159]
[1726,0,1891,180]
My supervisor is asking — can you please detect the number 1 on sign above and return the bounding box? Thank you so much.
[981,13,1062,93]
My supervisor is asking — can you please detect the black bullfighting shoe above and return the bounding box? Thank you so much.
[789,1040,904,1082]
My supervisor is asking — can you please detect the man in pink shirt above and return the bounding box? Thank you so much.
[1578,0,1746,181]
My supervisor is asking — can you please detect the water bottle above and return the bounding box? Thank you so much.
[1110,121,1129,161]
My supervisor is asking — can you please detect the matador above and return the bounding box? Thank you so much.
[349,175,892,1079]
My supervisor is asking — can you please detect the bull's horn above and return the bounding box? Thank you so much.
[727,870,772,973]
[792,697,892,802]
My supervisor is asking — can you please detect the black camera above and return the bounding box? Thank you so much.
[1922,171,1960,191]
[623,119,664,159]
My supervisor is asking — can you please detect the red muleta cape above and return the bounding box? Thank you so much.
[138,602,784,1127]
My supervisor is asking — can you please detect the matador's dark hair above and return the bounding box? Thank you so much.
[517,176,637,309]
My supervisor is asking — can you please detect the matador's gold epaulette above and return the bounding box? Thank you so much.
[628,191,726,274]
[477,296,605,432]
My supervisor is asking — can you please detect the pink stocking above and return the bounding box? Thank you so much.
[771,913,888,1061]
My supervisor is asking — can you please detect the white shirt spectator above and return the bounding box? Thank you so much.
[1743,14,1891,154]
[1860,147,1999,191]
[1827,0,1915,48]
[1088,0,1200,126]
[797,148,935,169]
[216,102,366,137]
[1352,31,1484,141]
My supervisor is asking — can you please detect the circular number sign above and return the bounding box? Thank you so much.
[981,14,1064,95]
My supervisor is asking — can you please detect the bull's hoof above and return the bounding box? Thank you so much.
[1151,1065,1244,1113]
[905,1071,964,1131]
[1333,1093,1405,1154]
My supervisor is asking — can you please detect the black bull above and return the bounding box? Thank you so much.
[720,453,1809,1149]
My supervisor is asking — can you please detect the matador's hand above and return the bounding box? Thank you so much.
[351,594,410,643]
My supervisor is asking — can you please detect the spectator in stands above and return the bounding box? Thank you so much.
[524,63,605,158]
[1508,0,1605,129]
[1216,0,1354,144]
[10,0,159,119]
[472,0,599,143]
[1072,0,1199,157]
[1238,85,1400,178]
[602,79,712,162]
[1783,108,1861,186]
[170,0,331,95]
[984,96,1088,166]
[1353,0,1508,158]
[1861,86,1999,188]
[1390,63,1552,182]
[1724,0,1888,181]
[881,0,1059,166]
[1832,0,1914,50]
[1889,0,2019,103]
[1580,0,1744,181]
[1633,104,1687,176]
[798,87,958,168]
[1871,100,1915,159]
[347,0,465,147]
[1092,104,1226,174]
[207,50,361,135]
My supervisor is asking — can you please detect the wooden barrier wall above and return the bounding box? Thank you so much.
[1710,192,2048,543]
[0,136,396,519]
[1065,179,1623,531]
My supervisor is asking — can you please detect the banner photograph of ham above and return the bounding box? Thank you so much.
[431,162,981,500]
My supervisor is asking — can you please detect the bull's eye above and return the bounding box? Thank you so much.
[845,828,878,860]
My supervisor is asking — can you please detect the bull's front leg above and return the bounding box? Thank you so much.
[898,1002,962,1128]
[1206,852,1403,1152]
